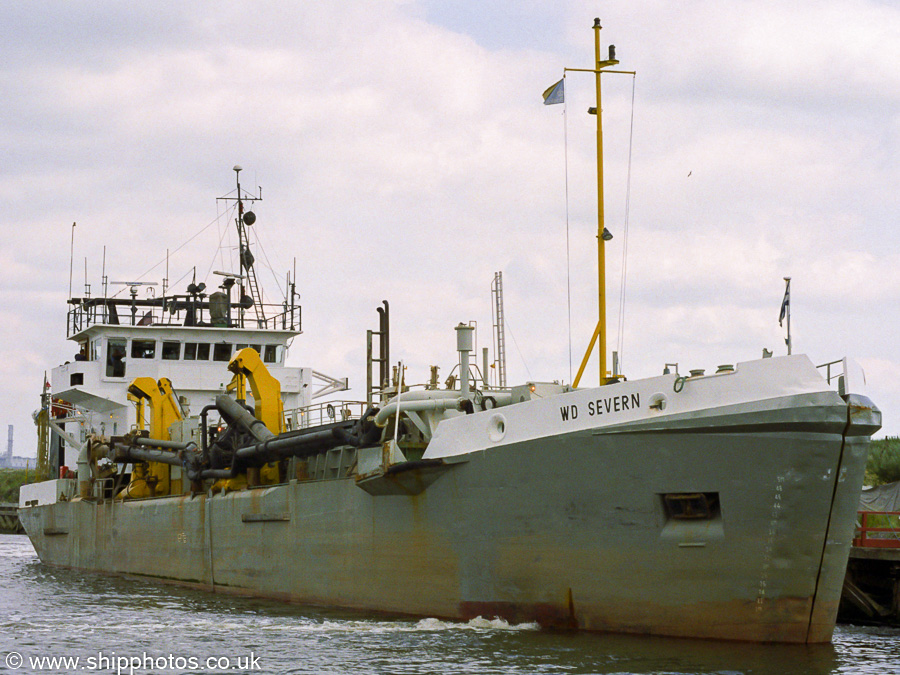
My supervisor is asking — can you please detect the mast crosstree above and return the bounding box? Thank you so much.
[219,165,265,328]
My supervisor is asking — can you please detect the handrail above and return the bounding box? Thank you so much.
[817,359,844,386]
[853,510,900,549]
[67,299,301,336]
[283,400,369,430]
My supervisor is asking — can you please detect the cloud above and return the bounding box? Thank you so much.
[2,0,899,457]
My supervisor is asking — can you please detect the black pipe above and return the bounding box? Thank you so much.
[134,437,191,451]
[332,406,381,447]
[196,400,377,479]
[216,395,274,443]
[377,300,389,389]
[114,442,202,470]
[234,419,357,464]
[199,404,219,465]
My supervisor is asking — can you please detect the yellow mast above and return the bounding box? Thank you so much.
[35,374,50,481]
[570,18,627,388]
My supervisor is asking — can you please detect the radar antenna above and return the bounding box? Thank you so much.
[216,165,264,328]
[111,281,159,324]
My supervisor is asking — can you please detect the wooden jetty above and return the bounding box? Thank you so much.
[840,510,900,623]
[0,502,23,534]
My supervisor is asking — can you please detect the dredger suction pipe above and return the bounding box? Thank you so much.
[374,398,465,428]
[234,422,357,463]
[216,394,275,443]
[118,444,199,466]
[134,437,193,451]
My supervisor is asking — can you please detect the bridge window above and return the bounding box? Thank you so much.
[131,339,156,359]
[184,342,210,360]
[106,338,127,377]
[264,345,282,364]
[213,343,232,362]
[162,341,180,360]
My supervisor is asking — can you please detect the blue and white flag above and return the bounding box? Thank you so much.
[542,78,565,105]
[779,279,790,327]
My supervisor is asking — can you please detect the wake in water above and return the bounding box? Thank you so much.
[415,616,540,631]
[5,536,898,674]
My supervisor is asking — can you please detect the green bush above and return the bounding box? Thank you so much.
[0,469,36,503]
[865,437,900,486]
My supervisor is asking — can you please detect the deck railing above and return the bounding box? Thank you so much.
[67,299,301,336]
[854,511,900,549]
[283,400,369,430]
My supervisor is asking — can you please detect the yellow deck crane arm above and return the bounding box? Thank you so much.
[117,377,184,498]
[227,348,284,434]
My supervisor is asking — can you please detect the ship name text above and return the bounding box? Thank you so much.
[559,393,640,422]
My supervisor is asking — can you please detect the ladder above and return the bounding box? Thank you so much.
[237,221,265,327]
[491,272,507,388]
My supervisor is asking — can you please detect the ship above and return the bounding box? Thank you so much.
[19,20,880,643]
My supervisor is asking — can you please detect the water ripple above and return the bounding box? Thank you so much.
[2,535,899,675]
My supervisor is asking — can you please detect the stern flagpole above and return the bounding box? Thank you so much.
[779,277,792,354]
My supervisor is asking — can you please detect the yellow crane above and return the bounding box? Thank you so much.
[226,347,284,485]
[227,347,284,434]
[117,377,183,498]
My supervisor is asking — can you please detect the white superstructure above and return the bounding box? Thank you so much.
[42,166,340,473]
[53,324,309,443]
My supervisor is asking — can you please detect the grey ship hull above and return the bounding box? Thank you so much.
[21,372,878,643]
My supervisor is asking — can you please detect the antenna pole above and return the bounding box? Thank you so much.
[102,246,107,324]
[235,167,245,328]
[68,222,76,298]
[221,165,264,328]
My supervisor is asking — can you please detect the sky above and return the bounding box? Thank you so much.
[2,0,899,457]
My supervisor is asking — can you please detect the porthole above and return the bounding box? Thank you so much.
[488,413,507,442]
[648,392,667,412]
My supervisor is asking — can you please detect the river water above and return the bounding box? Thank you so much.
[1,534,897,675]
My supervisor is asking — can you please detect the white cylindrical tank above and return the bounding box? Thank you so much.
[455,324,475,399]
